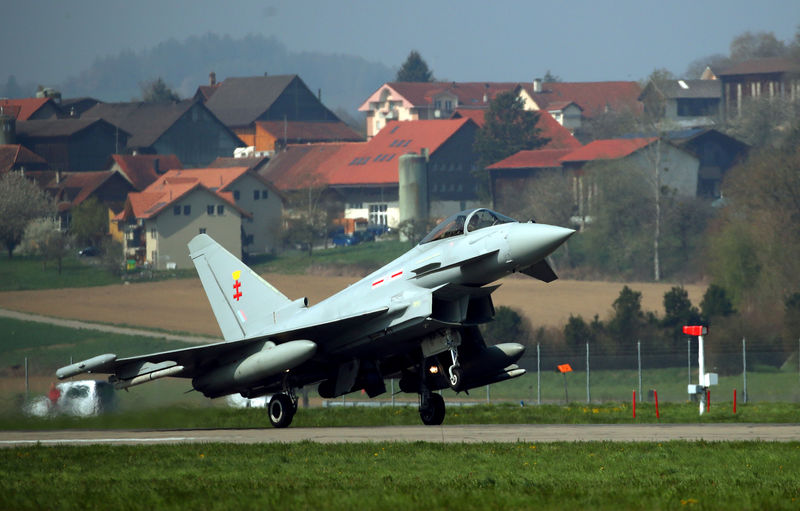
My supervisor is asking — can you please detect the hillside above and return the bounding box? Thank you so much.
[53,33,393,114]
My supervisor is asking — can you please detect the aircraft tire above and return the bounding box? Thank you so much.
[268,393,295,428]
[420,393,445,426]
[449,366,464,392]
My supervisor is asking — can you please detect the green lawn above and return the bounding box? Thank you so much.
[0,254,120,291]
[252,239,410,274]
[2,442,798,510]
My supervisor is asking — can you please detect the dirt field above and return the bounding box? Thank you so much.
[0,274,706,336]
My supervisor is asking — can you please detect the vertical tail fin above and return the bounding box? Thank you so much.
[188,234,291,341]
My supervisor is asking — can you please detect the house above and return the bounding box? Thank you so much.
[199,75,342,149]
[108,154,183,191]
[359,82,519,138]
[115,176,249,270]
[560,138,700,227]
[83,100,244,167]
[638,79,721,127]
[47,170,135,235]
[664,128,749,198]
[0,98,61,120]
[487,149,578,215]
[518,80,643,132]
[15,118,130,172]
[262,117,483,227]
[360,80,643,138]
[713,57,800,118]
[157,167,283,256]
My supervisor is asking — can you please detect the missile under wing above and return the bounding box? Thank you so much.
[58,208,574,428]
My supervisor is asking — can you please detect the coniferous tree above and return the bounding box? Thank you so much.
[395,51,434,82]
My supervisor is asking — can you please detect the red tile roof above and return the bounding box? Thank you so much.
[521,81,643,118]
[451,109,580,150]
[535,112,583,150]
[360,82,520,111]
[160,167,250,191]
[110,154,182,191]
[486,149,576,170]
[0,144,48,173]
[559,137,657,163]
[261,143,357,190]
[50,171,121,210]
[119,177,248,221]
[324,118,475,186]
[0,98,54,120]
[263,118,477,189]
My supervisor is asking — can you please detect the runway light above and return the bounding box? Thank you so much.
[429,365,439,374]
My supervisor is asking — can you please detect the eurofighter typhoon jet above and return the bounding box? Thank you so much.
[58,209,573,428]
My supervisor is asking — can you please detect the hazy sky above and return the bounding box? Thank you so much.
[5,0,799,85]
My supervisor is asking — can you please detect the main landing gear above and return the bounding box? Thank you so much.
[268,390,298,428]
[419,391,445,426]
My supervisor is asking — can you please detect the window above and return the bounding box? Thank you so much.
[445,100,453,111]
[233,190,240,200]
[149,228,157,238]
[199,228,206,234]
[253,190,260,200]
[217,205,224,215]
[207,205,214,215]
[183,205,191,215]
[173,206,181,215]
[261,190,268,199]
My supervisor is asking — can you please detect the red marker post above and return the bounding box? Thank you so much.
[632,390,636,418]
[733,389,737,414]
[654,390,660,419]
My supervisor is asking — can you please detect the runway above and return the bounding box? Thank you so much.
[3,423,800,447]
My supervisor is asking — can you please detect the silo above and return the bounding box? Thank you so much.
[0,106,17,145]
[398,152,428,242]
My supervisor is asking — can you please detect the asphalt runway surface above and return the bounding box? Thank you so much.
[3,424,800,447]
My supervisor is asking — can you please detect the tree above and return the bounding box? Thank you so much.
[0,173,54,258]
[481,306,530,344]
[542,70,561,82]
[607,286,645,346]
[661,287,701,344]
[70,197,109,246]
[19,218,73,274]
[700,284,735,322]
[473,91,549,198]
[729,31,788,61]
[139,77,180,103]
[395,51,434,82]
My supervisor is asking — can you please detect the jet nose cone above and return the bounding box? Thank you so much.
[509,223,575,267]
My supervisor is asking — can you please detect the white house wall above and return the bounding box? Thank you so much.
[147,189,242,270]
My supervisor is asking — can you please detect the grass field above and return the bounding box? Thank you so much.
[2,401,800,431]
[2,442,799,510]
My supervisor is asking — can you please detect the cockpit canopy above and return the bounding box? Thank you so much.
[419,208,518,244]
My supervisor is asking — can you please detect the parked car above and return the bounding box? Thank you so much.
[24,380,117,417]
[78,246,100,257]
[352,230,375,243]
[332,234,358,247]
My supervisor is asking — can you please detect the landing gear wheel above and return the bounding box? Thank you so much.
[449,365,463,392]
[419,393,446,426]
[268,393,295,428]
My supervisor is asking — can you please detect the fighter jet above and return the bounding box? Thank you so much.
[57,208,574,427]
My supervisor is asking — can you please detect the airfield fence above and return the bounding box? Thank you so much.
[12,338,800,407]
